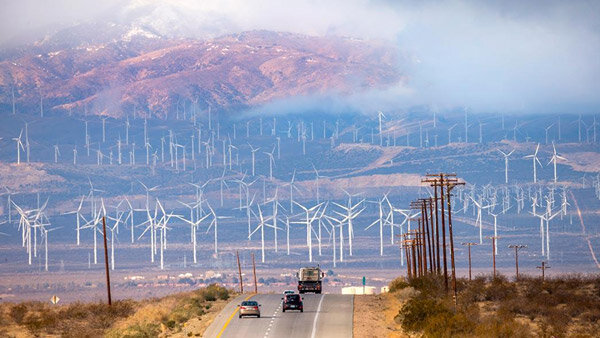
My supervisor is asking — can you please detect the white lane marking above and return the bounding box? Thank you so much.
[310,295,325,338]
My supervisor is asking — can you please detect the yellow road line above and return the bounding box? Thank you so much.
[216,294,254,338]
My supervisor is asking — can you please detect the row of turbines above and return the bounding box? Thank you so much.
[4,165,591,273]
[5,109,598,174]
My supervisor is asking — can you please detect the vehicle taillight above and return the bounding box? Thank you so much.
[253,306,258,310]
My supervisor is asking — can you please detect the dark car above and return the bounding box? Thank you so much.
[282,293,303,312]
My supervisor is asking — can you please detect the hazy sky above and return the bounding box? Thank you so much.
[1,0,599,113]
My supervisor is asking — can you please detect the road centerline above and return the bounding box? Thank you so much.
[310,294,325,338]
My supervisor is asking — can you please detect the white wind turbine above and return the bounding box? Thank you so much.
[265,188,285,253]
[489,212,500,254]
[470,196,492,244]
[312,164,326,203]
[249,144,260,176]
[178,208,210,264]
[314,201,330,256]
[206,202,231,255]
[40,226,59,272]
[548,142,567,183]
[53,145,60,163]
[138,181,159,210]
[366,196,387,256]
[377,111,385,146]
[331,192,364,258]
[264,147,275,180]
[64,196,86,245]
[524,143,543,183]
[13,129,25,164]
[106,212,123,270]
[292,201,323,263]
[287,169,302,213]
[249,203,271,263]
[497,149,515,184]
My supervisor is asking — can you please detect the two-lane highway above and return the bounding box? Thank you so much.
[203,294,353,338]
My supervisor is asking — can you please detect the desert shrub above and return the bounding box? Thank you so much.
[388,277,409,292]
[484,275,517,302]
[396,295,452,332]
[201,283,229,301]
[394,286,419,302]
[424,310,477,337]
[117,322,160,338]
[10,303,29,324]
[475,315,531,338]
[458,276,487,304]
[408,274,445,299]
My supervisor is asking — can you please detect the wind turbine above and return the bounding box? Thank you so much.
[366,196,387,256]
[65,196,87,245]
[497,149,515,184]
[287,169,302,213]
[524,143,543,183]
[249,203,270,263]
[13,129,24,164]
[177,202,210,264]
[292,201,323,262]
[470,196,492,244]
[264,147,275,180]
[331,193,365,259]
[312,164,325,203]
[548,142,567,183]
[265,188,285,253]
[249,144,260,176]
[206,202,231,255]
[377,111,385,146]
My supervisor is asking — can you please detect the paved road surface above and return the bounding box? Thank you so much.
[203,293,353,338]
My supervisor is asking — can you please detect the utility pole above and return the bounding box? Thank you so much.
[102,217,112,306]
[445,178,463,306]
[252,252,258,293]
[487,236,499,278]
[236,250,244,293]
[508,244,526,280]
[537,261,550,282]
[461,242,478,281]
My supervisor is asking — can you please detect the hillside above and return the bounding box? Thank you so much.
[0,30,401,118]
[0,284,232,337]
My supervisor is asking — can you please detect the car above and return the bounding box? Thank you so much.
[282,293,303,312]
[283,290,295,295]
[238,300,261,318]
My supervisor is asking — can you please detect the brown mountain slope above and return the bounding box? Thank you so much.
[0,31,402,118]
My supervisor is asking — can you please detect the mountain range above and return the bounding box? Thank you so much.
[0,13,402,119]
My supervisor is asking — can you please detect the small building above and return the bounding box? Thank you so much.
[341,286,376,295]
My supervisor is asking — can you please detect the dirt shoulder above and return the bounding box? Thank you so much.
[353,293,409,338]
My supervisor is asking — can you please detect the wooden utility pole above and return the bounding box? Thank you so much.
[439,174,448,291]
[101,217,112,306]
[236,250,244,293]
[252,252,258,293]
[537,261,550,282]
[508,244,527,280]
[423,173,463,295]
[462,242,478,281]
[445,179,463,306]
[428,198,437,273]
[487,236,499,278]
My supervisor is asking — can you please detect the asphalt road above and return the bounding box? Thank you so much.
[203,293,353,338]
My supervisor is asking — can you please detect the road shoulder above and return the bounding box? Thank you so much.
[353,293,408,338]
[202,293,252,338]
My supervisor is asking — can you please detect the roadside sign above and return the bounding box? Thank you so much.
[362,276,366,285]
[50,295,60,304]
